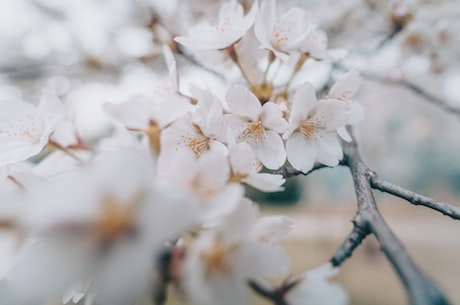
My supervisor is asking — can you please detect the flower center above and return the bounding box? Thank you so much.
[299,120,323,140]
[213,16,232,33]
[3,115,43,144]
[201,240,236,276]
[271,23,290,49]
[184,124,210,159]
[238,120,265,144]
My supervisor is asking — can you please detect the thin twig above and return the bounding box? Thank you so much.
[370,175,460,220]
[335,128,451,305]
[330,223,370,267]
[271,163,330,178]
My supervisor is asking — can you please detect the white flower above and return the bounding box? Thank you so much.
[160,90,227,161]
[326,70,363,141]
[283,83,350,172]
[300,29,348,61]
[254,0,315,61]
[286,263,348,305]
[104,94,191,153]
[228,137,285,192]
[0,91,65,166]
[225,85,288,169]
[4,149,198,305]
[183,198,291,305]
[160,150,244,225]
[174,1,257,50]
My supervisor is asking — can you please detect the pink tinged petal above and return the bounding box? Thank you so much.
[286,132,316,173]
[242,173,285,192]
[328,69,361,101]
[313,100,350,131]
[253,130,286,170]
[283,83,317,139]
[252,215,293,243]
[226,85,262,120]
[315,132,343,166]
[261,102,288,133]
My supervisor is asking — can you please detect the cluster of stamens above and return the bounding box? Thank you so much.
[238,120,265,144]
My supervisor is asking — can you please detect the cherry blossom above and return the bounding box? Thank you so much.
[283,82,350,172]
[174,1,257,50]
[160,90,227,162]
[326,70,363,141]
[0,91,65,167]
[228,137,285,192]
[254,0,315,61]
[2,149,199,305]
[183,198,291,305]
[225,85,288,169]
[159,150,244,225]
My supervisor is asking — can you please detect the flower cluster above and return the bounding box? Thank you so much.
[0,1,362,305]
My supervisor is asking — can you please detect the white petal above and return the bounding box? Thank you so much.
[285,132,316,172]
[242,173,285,192]
[287,264,348,305]
[285,83,317,139]
[315,132,342,166]
[253,130,286,170]
[261,102,288,133]
[252,215,293,243]
[337,127,352,142]
[0,135,45,166]
[229,142,257,175]
[226,85,262,120]
[349,102,364,125]
[329,69,361,100]
[241,242,290,277]
[313,100,350,131]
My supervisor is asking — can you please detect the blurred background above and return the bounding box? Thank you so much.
[0,0,459,304]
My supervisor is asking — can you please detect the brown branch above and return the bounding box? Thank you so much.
[272,163,331,178]
[333,129,451,305]
[370,175,460,220]
[248,279,297,305]
[330,222,370,266]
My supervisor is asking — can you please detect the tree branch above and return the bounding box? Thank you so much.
[331,129,451,305]
[272,163,332,178]
[370,175,460,220]
[330,222,370,267]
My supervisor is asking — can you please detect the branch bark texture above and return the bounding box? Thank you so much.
[333,132,451,305]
